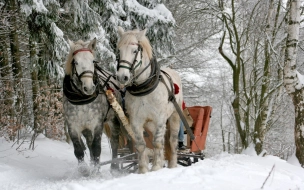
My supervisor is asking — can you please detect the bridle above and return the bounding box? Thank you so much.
[69,48,101,97]
[63,48,101,105]
[71,48,95,82]
[117,42,143,74]
[117,42,152,85]
[116,41,161,96]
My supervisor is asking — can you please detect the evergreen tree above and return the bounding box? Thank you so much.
[0,0,176,141]
[124,0,175,57]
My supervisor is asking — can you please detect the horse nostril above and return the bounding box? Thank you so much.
[124,76,129,82]
[84,87,88,92]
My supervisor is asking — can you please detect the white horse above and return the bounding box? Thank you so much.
[116,27,183,173]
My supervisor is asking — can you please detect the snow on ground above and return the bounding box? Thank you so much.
[1,135,304,190]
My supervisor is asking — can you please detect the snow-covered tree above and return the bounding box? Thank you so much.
[0,0,176,141]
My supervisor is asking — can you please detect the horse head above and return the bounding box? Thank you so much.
[66,38,97,95]
[116,27,153,86]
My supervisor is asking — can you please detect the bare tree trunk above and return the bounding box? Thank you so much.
[218,0,248,149]
[220,102,226,152]
[8,0,23,141]
[283,0,304,167]
[253,0,274,154]
[29,37,40,134]
[0,37,14,116]
[8,0,22,80]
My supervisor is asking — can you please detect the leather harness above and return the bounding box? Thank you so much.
[63,48,116,105]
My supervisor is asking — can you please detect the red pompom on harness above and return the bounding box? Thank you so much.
[174,83,179,94]
[107,87,115,93]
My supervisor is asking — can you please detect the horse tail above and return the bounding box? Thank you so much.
[103,122,126,149]
[103,123,112,138]
[164,121,172,161]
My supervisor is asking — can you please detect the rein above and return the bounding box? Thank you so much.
[94,62,120,91]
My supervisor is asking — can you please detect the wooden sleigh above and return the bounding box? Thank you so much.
[177,106,212,166]
[100,91,212,171]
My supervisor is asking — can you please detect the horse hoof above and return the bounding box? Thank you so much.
[138,167,148,174]
[78,163,90,177]
[151,165,162,171]
[168,163,177,168]
[91,167,101,176]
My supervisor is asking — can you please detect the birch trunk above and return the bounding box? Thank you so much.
[283,0,304,167]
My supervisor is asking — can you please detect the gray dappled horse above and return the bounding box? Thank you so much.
[116,27,183,173]
[63,38,121,175]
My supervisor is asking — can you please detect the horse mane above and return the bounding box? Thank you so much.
[65,40,95,75]
[117,29,153,60]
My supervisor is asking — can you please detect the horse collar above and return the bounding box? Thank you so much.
[63,75,100,105]
[126,57,161,96]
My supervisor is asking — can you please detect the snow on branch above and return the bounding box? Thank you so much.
[295,71,304,90]
[125,0,175,26]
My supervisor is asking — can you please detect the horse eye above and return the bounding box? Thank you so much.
[74,61,78,65]
[133,50,138,54]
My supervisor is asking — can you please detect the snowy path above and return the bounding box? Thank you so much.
[0,135,304,190]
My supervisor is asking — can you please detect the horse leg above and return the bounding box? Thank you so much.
[69,128,85,163]
[167,112,180,168]
[151,124,166,171]
[68,127,90,176]
[91,125,102,166]
[82,129,93,159]
[133,126,149,174]
[107,120,120,170]
[83,128,102,166]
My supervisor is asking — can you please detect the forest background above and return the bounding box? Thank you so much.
[1,0,304,166]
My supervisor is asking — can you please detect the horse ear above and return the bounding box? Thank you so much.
[89,38,97,50]
[118,26,125,37]
[137,28,147,40]
[67,39,74,47]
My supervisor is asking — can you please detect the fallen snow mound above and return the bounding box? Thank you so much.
[1,135,304,190]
